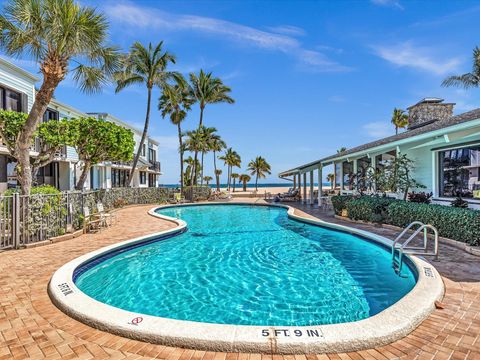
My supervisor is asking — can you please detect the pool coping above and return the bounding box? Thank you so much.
[48,202,444,354]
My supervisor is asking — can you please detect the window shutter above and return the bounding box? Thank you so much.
[21,93,28,113]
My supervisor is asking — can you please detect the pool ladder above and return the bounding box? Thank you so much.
[391,221,439,274]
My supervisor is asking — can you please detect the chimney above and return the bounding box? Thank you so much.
[407,98,455,130]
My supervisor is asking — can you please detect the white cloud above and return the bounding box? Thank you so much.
[371,0,404,10]
[362,121,393,138]
[156,135,180,151]
[328,95,346,103]
[105,2,349,73]
[373,41,461,76]
[266,25,306,37]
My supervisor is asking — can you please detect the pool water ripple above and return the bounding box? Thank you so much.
[75,205,416,326]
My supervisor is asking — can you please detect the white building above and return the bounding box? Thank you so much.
[0,57,162,192]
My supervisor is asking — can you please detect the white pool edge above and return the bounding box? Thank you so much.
[48,202,444,354]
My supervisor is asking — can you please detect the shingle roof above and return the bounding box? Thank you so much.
[281,108,480,175]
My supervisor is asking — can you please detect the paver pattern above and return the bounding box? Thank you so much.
[0,201,479,359]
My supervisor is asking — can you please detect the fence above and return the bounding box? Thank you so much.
[0,187,178,250]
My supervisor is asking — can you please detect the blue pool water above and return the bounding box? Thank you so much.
[75,205,416,326]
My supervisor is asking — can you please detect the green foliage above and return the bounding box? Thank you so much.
[442,47,480,89]
[391,108,409,134]
[451,196,469,208]
[68,117,135,164]
[407,191,433,204]
[346,196,396,223]
[331,195,354,215]
[387,201,480,246]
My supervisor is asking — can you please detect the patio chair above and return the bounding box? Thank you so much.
[278,189,300,202]
[319,196,333,213]
[97,202,116,227]
[83,207,101,233]
[169,192,187,204]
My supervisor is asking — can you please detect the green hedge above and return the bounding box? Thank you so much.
[331,195,480,246]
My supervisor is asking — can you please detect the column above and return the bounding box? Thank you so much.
[293,174,297,190]
[309,170,314,205]
[339,162,344,192]
[353,159,358,193]
[370,155,376,192]
[298,173,301,199]
[317,164,323,206]
[303,172,307,204]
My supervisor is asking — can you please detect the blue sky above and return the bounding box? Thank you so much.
[4,0,480,183]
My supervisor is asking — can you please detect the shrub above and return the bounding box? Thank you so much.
[451,196,469,208]
[331,195,354,215]
[346,196,396,223]
[387,201,480,246]
[408,191,433,204]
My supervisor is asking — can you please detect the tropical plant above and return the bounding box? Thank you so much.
[442,47,480,89]
[159,75,194,193]
[199,127,219,185]
[337,147,347,154]
[391,108,409,135]
[183,156,200,186]
[326,173,335,190]
[210,135,226,191]
[115,41,176,185]
[184,126,213,186]
[0,0,120,194]
[231,173,239,192]
[239,174,251,192]
[214,169,222,191]
[203,176,213,186]
[68,117,135,190]
[407,191,433,204]
[218,148,241,191]
[451,196,469,208]
[247,156,272,191]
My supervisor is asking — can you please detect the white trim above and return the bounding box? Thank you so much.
[49,203,444,354]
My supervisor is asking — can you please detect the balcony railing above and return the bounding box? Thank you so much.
[149,161,161,172]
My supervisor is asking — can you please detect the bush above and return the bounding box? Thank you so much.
[331,195,354,215]
[451,196,469,208]
[346,196,396,223]
[387,201,480,246]
[408,191,433,204]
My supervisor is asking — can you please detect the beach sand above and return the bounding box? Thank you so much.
[229,186,333,196]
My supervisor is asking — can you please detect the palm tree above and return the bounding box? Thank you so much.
[183,156,200,186]
[189,70,234,183]
[199,127,218,186]
[231,173,239,192]
[218,148,241,191]
[209,136,226,191]
[391,108,409,135]
[247,156,272,191]
[214,169,223,191]
[327,173,335,190]
[337,147,347,154]
[239,174,251,192]
[203,176,213,186]
[442,47,480,89]
[0,0,120,194]
[159,76,194,194]
[115,41,176,185]
[184,128,205,186]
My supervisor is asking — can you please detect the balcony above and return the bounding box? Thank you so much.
[149,161,161,172]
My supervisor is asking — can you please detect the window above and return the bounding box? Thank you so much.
[342,161,354,190]
[43,108,59,122]
[112,169,129,187]
[148,173,156,187]
[141,144,146,157]
[140,171,146,185]
[439,145,480,198]
[334,163,341,187]
[148,148,156,163]
[0,86,23,112]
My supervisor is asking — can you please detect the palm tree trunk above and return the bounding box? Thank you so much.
[15,74,61,195]
[255,174,259,191]
[199,105,204,127]
[75,161,91,190]
[129,86,152,186]
[200,152,204,186]
[233,179,236,192]
[177,123,184,195]
[227,165,231,191]
[213,151,219,191]
[192,105,205,187]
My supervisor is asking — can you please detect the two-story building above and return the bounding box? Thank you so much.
[0,57,162,192]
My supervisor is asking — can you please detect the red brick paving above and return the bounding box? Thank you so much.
[0,203,479,359]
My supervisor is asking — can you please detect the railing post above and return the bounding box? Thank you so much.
[12,193,20,249]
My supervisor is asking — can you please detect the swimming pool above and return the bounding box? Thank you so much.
[50,203,443,353]
[74,204,416,326]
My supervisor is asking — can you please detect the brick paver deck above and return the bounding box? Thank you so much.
[0,202,479,359]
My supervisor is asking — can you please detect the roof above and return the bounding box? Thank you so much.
[280,108,480,176]
[0,57,39,82]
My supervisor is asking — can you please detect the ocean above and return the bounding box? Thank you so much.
[160,183,331,189]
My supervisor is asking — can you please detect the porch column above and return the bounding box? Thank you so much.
[370,155,376,192]
[309,170,314,206]
[303,172,307,204]
[353,159,358,193]
[298,173,301,197]
[339,161,344,192]
[293,174,297,190]
[317,164,323,206]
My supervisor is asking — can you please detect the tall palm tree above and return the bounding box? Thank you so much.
[327,173,335,190]
[239,174,251,192]
[210,136,226,191]
[231,173,239,192]
[218,148,241,191]
[199,127,218,186]
[183,156,200,186]
[203,176,213,186]
[115,41,176,185]
[214,169,222,191]
[159,76,194,194]
[391,108,409,135]
[0,0,120,194]
[247,156,272,191]
[189,70,234,183]
[442,47,480,89]
[184,128,205,186]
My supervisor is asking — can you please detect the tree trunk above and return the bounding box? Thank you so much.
[213,151,219,191]
[227,165,231,191]
[129,86,152,186]
[15,75,61,195]
[177,123,184,195]
[200,152,204,186]
[243,182,247,191]
[233,179,236,192]
[192,105,205,187]
[191,151,198,187]
[255,175,259,191]
[199,105,204,127]
[75,161,91,190]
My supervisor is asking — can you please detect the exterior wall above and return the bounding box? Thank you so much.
[0,59,36,111]
[407,102,454,129]
[401,145,434,194]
